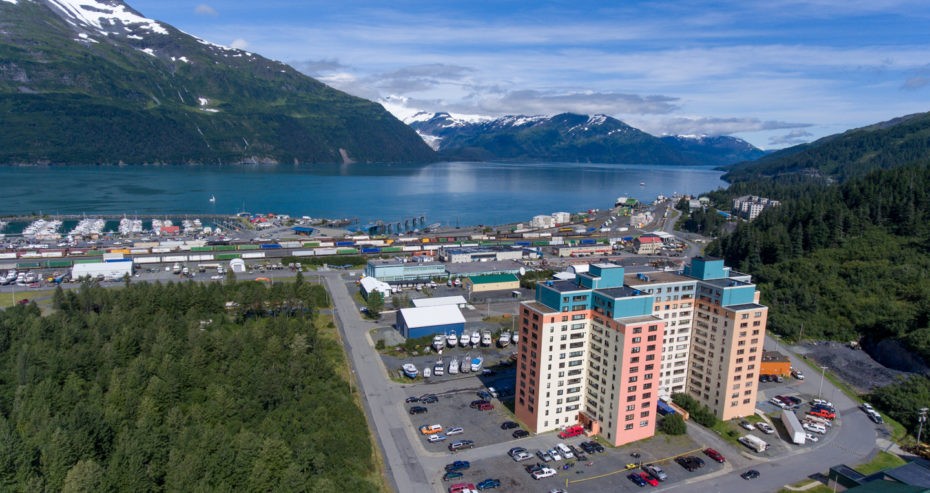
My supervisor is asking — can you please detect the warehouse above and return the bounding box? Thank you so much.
[761,351,791,377]
[364,258,447,282]
[412,295,467,308]
[360,276,393,300]
[71,260,133,281]
[634,235,663,255]
[464,273,520,293]
[396,305,466,339]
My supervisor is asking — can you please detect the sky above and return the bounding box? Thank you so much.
[128,0,930,149]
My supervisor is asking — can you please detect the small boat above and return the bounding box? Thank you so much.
[498,331,511,348]
[512,332,519,344]
[460,353,471,373]
[447,331,458,347]
[640,181,646,187]
[433,334,445,351]
[423,367,432,378]
[470,356,483,372]
[209,194,216,203]
[433,359,445,377]
[448,358,459,375]
[459,330,470,348]
[402,363,419,379]
[481,330,492,347]
[470,331,480,346]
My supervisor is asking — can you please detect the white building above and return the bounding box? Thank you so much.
[552,212,571,225]
[360,276,393,300]
[411,295,467,308]
[531,215,556,229]
[733,195,781,220]
[71,261,133,280]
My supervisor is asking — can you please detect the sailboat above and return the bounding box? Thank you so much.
[209,194,216,203]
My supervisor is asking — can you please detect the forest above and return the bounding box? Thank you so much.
[0,277,378,492]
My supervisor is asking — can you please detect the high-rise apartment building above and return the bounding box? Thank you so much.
[514,258,767,446]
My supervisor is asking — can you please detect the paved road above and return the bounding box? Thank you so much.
[322,270,434,493]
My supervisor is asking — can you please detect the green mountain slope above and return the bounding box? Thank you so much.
[0,0,436,164]
[723,112,930,182]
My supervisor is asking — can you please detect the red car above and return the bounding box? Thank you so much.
[639,472,659,487]
[809,409,836,420]
[448,483,476,493]
[478,402,494,411]
[703,448,726,463]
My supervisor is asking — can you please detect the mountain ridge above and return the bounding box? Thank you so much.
[406,111,765,165]
[0,0,437,165]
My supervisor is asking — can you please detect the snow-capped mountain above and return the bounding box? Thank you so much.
[407,112,763,165]
[0,0,435,164]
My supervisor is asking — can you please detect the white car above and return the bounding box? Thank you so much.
[548,449,563,461]
[532,467,557,479]
[428,434,447,443]
[756,423,775,434]
[446,427,464,436]
[739,420,756,431]
[805,433,820,443]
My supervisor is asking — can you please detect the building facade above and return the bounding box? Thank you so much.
[364,258,447,282]
[515,258,768,446]
[684,258,768,420]
[732,195,781,220]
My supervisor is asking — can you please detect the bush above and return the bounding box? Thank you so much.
[375,339,386,351]
[671,392,718,428]
[658,414,686,435]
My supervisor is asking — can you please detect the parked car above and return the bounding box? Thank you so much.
[703,448,726,463]
[639,472,659,486]
[421,394,439,404]
[449,440,475,452]
[445,460,471,472]
[428,434,448,443]
[739,420,756,431]
[741,469,761,480]
[643,464,667,481]
[675,456,704,471]
[470,400,490,409]
[477,402,494,411]
[536,450,554,462]
[501,421,519,430]
[555,443,574,460]
[420,424,443,435]
[512,430,530,439]
[532,467,557,479]
[409,406,428,415]
[808,409,836,420]
[805,433,820,443]
[477,391,492,400]
[756,422,776,434]
[447,427,464,436]
[509,447,532,461]
[405,396,420,403]
[791,368,805,380]
[628,472,648,487]
[548,449,563,461]
[442,471,463,481]
[449,483,477,493]
[558,425,585,439]
[476,478,501,490]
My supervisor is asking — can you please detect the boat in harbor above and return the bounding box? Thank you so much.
[459,330,470,348]
[447,331,458,347]
[423,367,432,378]
[470,355,483,372]
[209,194,216,203]
[402,363,419,379]
[512,332,519,344]
[470,331,480,346]
[460,353,471,373]
[498,331,511,348]
[448,358,459,375]
[433,359,445,377]
[432,334,445,351]
[481,330,492,347]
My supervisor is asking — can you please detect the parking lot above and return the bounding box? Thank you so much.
[432,432,726,492]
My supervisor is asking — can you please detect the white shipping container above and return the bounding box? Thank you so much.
[402,246,422,252]
[41,251,64,258]
[130,248,150,254]
[279,241,302,249]
[134,256,161,264]
[103,253,124,261]
[316,248,338,256]
[160,241,184,248]
[189,254,215,261]
[20,251,40,258]
[178,245,192,251]
[152,247,172,254]
[317,242,335,248]
[0,253,17,259]
[292,250,316,257]
[549,237,565,245]
[162,255,188,262]
[460,243,478,247]
[241,252,266,259]
[423,244,441,251]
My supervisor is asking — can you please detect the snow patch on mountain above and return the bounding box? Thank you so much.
[2,0,19,5]
[496,115,546,128]
[45,0,168,36]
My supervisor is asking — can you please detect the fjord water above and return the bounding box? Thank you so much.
[0,162,725,227]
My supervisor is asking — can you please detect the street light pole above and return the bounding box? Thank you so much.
[918,408,929,448]
[818,366,828,400]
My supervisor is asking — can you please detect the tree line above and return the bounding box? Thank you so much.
[0,277,377,492]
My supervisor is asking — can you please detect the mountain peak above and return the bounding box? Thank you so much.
[44,0,168,37]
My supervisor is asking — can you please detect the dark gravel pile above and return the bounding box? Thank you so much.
[793,341,911,393]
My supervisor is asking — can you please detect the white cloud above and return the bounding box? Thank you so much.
[194,4,217,17]
[230,38,248,50]
[768,129,815,147]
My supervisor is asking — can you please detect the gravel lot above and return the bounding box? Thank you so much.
[792,341,911,392]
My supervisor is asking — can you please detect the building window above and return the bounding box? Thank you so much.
[640,420,649,427]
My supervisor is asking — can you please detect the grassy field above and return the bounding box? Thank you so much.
[855,450,907,475]
[0,288,56,308]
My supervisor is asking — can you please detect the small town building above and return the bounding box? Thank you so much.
[464,273,520,293]
[364,258,447,282]
[761,350,791,376]
[360,276,392,300]
[71,260,133,280]
[633,235,663,255]
[411,295,468,308]
[396,305,466,339]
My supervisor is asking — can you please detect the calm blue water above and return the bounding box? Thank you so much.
[0,162,725,227]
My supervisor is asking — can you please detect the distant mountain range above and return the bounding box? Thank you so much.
[0,0,435,165]
[724,111,930,182]
[406,111,765,166]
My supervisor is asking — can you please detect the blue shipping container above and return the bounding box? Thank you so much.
[335,241,355,247]
[259,244,282,249]
[514,241,531,247]
[361,247,381,254]
[580,239,596,245]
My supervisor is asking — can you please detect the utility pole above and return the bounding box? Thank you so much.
[818,366,828,400]
[918,408,929,449]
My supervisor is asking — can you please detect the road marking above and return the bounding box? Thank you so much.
[565,447,705,486]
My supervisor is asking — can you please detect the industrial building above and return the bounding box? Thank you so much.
[464,273,520,293]
[360,276,392,300]
[552,244,612,257]
[761,351,791,377]
[71,260,133,280]
[439,247,523,264]
[445,260,524,279]
[395,305,466,339]
[411,295,467,308]
[633,234,663,255]
[364,258,447,282]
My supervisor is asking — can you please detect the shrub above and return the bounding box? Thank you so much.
[658,414,687,435]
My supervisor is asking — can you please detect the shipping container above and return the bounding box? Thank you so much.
[241,252,267,259]
[190,246,215,252]
[215,253,241,260]
[335,241,355,247]
[315,248,338,256]
[85,250,107,256]
[162,255,189,262]
[74,259,101,264]
[151,247,172,254]
[402,245,422,252]
[40,250,64,258]
[302,242,321,248]
[16,262,42,269]
[0,253,17,260]
[47,260,73,268]
[317,242,335,248]
[130,248,151,254]
[380,246,403,253]
[259,244,282,250]
[336,248,359,255]
[134,256,161,264]
[280,241,302,249]
[580,239,596,245]
[214,245,237,251]
[292,250,316,257]
[237,244,260,250]
[188,254,214,262]
[133,242,160,249]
